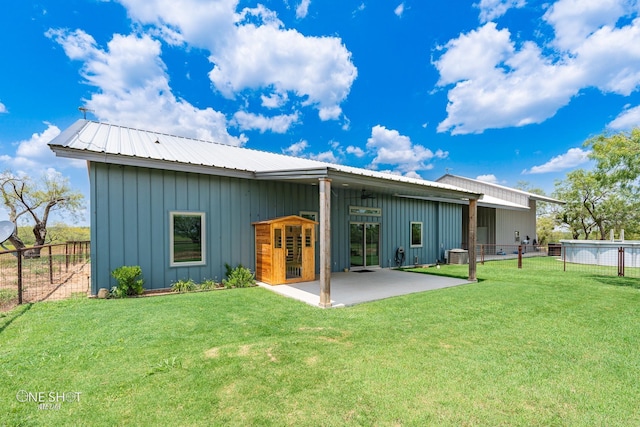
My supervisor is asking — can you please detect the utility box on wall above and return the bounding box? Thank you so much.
[448,249,469,265]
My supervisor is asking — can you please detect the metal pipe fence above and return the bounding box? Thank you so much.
[0,241,90,312]
[471,243,640,278]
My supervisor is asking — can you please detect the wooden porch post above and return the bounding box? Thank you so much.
[319,178,332,307]
[468,198,477,282]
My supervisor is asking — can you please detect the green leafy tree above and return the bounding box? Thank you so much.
[587,128,640,187]
[553,128,640,240]
[0,171,84,254]
[535,216,571,245]
[553,170,602,239]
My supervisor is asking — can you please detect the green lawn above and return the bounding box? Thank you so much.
[1,263,640,426]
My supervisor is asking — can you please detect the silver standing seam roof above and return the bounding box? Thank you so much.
[49,120,483,201]
[436,174,564,206]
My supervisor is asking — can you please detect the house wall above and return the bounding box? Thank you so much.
[330,190,462,269]
[460,203,538,249]
[495,200,537,245]
[461,206,496,248]
[89,163,463,294]
[437,203,463,261]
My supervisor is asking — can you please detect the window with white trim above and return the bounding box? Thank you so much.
[170,211,206,266]
[410,222,423,248]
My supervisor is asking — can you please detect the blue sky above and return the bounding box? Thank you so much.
[1,0,640,225]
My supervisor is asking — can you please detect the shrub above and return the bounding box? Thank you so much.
[110,265,144,298]
[171,278,197,293]
[222,264,256,289]
[224,263,235,279]
[199,278,219,291]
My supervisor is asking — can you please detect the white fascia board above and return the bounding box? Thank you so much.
[254,167,330,180]
[396,194,529,211]
[50,147,255,179]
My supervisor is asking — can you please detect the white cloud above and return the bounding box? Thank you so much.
[296,0,311,19]
[283,139,342,163]
[115,0,357,122]
[366,125,448,176]
[346,145,365,157]
[47,29,246,146]
[115,0,236,48]
[607,104,640,130]
[435,23,580,135]
[476,174,499,184]
[572,18,640,96]
[523,148,591,174]
[318,105,343,121]
[341,116,351,131]
[0,101,6,113]
[543,0,630,51]
[232,111,299,133]
[310,150,338,163]
[284,140,309,156]
[435,3,640,135]
[475,0,526,23]
[261,91,289,108]
[394,3,405,17]
[209,23,356,121]
[1,123,84,173]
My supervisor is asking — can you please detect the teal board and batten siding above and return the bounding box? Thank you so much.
[89,163,465,294]
[437,203,463,261]
[329,189,462,270]
[90,163,322,294]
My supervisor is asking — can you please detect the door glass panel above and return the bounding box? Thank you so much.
[304,228,312,247]
[350,223,364,267]
[274,228,282,248]
[286,225,302,279]
[350,223,380,269]
[365,223,380,267]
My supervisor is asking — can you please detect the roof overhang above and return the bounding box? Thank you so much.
[529,194,565,205]
[256,167,482,201]
[49,146,256,180]
[395,193,530,211]
[437,173,565,205]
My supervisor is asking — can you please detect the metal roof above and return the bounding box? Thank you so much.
[436,174,564,205]
[49,120,483,200]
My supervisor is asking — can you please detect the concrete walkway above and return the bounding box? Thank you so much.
[258,268,472,308]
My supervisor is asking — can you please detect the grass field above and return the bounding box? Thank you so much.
[1,263,639,426]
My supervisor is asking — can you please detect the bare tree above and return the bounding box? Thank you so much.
[0,171,84,255]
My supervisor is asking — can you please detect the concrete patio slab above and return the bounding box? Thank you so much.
[258,268,473,307]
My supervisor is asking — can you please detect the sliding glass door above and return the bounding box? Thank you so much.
[349,222,380,270]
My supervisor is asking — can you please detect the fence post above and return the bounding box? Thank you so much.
[17,248,23,305]
[48,245,54,284]
[518,245,522,269]
[65,242,70,273]
[481,244,485,265]
[618,247,624,277]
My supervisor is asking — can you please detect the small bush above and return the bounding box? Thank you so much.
[199,278,219,291]
[171,279,197,293]
[222,264,256,289]
[110,265,144,298]
[224,263,235,279]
